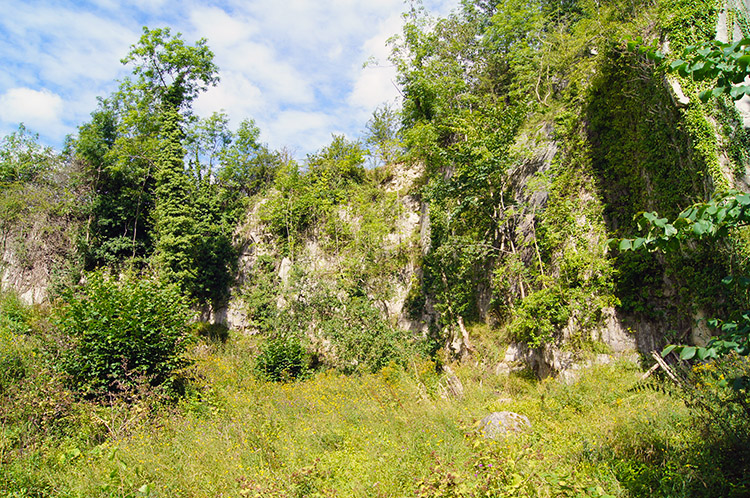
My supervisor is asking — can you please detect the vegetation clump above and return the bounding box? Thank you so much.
[57,271,194,396]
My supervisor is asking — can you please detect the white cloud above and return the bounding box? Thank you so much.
[0,87,64,132]
[193,71,265,120]
[188,6,314,105]
[187,6,258,47]
[266,110,336,155]
[0,0,460,154]
[348,13,403,114]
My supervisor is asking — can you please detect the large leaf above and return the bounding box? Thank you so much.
[680,346,697,360]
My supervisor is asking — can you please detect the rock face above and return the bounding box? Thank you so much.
[216,161,436,336]
[1,207,77,305]
[477,412,531,440]
[439,365,465,399]
[1,246,49,304]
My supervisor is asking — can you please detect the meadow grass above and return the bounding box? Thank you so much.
[2,326,747,497]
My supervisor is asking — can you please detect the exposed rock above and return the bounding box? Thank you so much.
[495,362,512,375]
[447,316,476,361]
[594,307,638,352]
[496,339,640,382]
[477,411,531,440]
[439,365,464,399]
[419,202,431,256]
[278,257,293,287]
[691,309,713,347]
[666,75,690,108]
[383,162,423,194]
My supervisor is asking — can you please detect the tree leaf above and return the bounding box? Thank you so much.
[680,346,697,360]
[662,344,677,356]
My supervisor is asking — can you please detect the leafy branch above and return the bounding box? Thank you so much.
[627,36,750,102]
[611,193,750,363]
[611,190,750,253]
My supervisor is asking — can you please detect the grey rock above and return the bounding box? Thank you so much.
[477,411,531,440]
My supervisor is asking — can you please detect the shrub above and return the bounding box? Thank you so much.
[0,291,33,393]
[254,333,310,382]
[319,296,413,374]
[0,290,31,335]
[56,271,194,395]
[509,285,570,347]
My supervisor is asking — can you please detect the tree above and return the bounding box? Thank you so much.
[217,118,280,196]
[75,100,156,265]
[364,104,403,167]
[121,27,218,111]
[307,134,366,186]
[72,27,253,307]
[0,124,57,187]
[120,28,228,303]
[185,111,232,183]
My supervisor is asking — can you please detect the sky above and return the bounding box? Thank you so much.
[0,0,459,158]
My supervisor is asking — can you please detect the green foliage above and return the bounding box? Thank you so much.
[68,27,248,307]
[259,160,310,253]
[669,38,750,102]
[76,24,224,267]
[152,106,200,293]
[303,292,414,374]
[216,118,280,196]
[260,135,369,256]
[0,290,31,334]
[240,254,280,332]
[254,333,310,382]
[121,26,219,109]
[57,271,194,395]
[0,291,32,393]
[75,100,156,266]
[307,134,366,186]
[364,103,403,166]
[612,11,750,398]
[618,190,750,253]
[390,0,653,347]
[0,124,57,188]
[509,285,570,347]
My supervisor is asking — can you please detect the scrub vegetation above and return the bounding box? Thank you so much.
[2,0,750,495]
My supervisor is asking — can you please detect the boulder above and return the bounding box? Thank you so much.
[477,411,531,440]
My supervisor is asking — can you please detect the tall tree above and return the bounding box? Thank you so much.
[120,27,222,300]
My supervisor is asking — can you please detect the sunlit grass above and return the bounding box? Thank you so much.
[5,324,747,497]
[4,330,697,498]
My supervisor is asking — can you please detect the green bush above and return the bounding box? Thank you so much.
[56,271,194,395]
[254,333,310,382]
[509,285,570,347]
[319,297,413,374]
[0,290,31,335]
[0,291,33,393]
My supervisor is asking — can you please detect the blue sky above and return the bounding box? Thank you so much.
[0,0,458,157]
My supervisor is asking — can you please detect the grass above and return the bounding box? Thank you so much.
[2,305,749,497]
